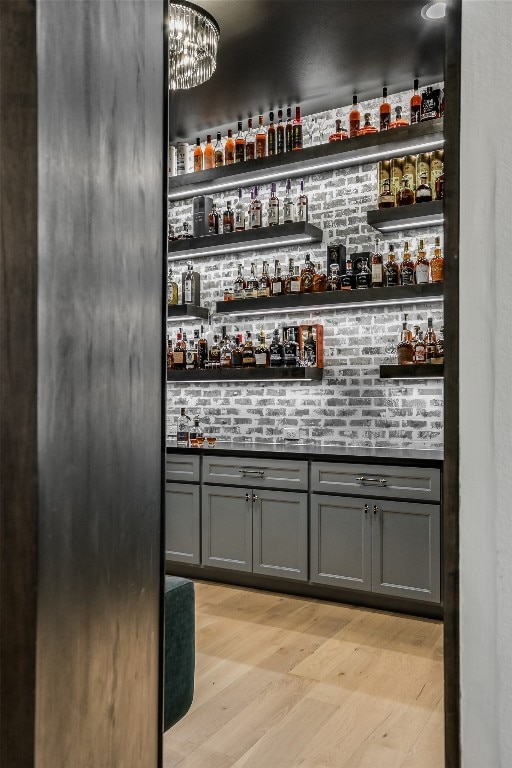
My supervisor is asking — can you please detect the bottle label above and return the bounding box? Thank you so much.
[297,202,307,222]
[257,286,270,297]
[184,283,192,303]
[292,124,303,150]
[302,273,313,291]
[283,350,297,366]
[255,352,267,366]
[411,105,421,124]
[235,210,244,229]
[272,282,282,295]
[193,155,202,172]
[270,352,283,365]
[268,202,279,225]
[290,280,301,292]
[233,285,245,300]
[371,264,383,284]
[173,351,184,364]
[250,208,262,227]
[268,132,275,155]
[283,203,294,222]
[242,354,255,365]
[246,144,255,161]
[401,266,414,285]
[415,346,426,363]
[176,431,189,446]
[185,351,196,369]
[380,113,390,130]
[385,268,398,287]
[356,273,370,289]
[235,146,245,163]
[415,264,430,283]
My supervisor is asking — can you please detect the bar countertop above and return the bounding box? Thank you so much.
[166,441,443,467]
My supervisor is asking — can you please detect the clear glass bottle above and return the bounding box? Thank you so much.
[167,266,179,305]
[283,179,295,223]
[267,182,280,226]
[234,188,245,231]
[176,407,191,447]
[183,261,196,304]
[296,179,308,222]
[257,260,271,297]
[271,259,285,296]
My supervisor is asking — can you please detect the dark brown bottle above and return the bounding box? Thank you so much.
[384,244,400,287]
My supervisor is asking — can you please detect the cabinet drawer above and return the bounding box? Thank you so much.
[202,455,308,491]
[165,453,200,483]
[310,462,441,502]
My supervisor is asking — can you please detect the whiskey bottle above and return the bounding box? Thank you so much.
[189,414,203,441]
[300,253,315,293]
[284,257,295,294]
[173,329,186,370]
[327,262,341,290]
[283,179,295,223]
[302,327,317,367]
[197,324,208,368]
[209,334,221,366]
[177,221,193,239]
[359,112,377,135]
[220,335,232,368]
[421,85,439,121]
[276,109,285,154]
[267,111,276,156]
[329,118,348,141]
[246,262,259,298]
[176,407,191,447]
[414,329,426,364]
[250,186,262,228]
[225,128,235,165]
[246,188,254,230]
[254,331,270,367]
[183,261,200,304]
[435,166,444,200]
[410,78,421,124]
[292,106,303,150]
[290,265,302,294]
[390,156,404,203]
[193,137,203,172]
[417,151,431,190]
[233,262,246,300]
[416,171,432,203]
[397,314,414,364]
[384,244,400,287]
[389,105,409,128]
[245,118,256,161]
[371,241,384,287]
[267,182,280,226]
[402,155,417,190]
[285,107,293,152]
[223,201,235,233]
[166,335,174,370]
[378,158,391,194]
[313,263,327,292]
[231,334,244,368]
[167,265,179,305]
[242,331,256,367]
[378,178,395,209]
[214,132,224,167]
[283,328,299,367]
[398,175,415,206]
[356,258,371,289]
[234,188,245,231]
[208,202,220,234]
[269,329,284,367]
[349,93,360,138]
[430,236,444,282]
[341,255,354,289]
[414,239,430,284]
[204,134,215,169]
[185,333,198,370]
[400,240,415,285]
[257,260,271,297]
[424,317,437,362]
[271,260,285,296]
[380,86,391,131]
[296,179,308,222]
[430,149,444,195]
[235,121,246,163]
[433,326,444,364]
[256,114,267,159]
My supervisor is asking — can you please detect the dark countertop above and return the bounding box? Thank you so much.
[166,441,443,467]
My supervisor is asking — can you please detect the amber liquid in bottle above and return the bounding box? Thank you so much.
[397,314,415,364]
[410,78,421,124]
[313,263,327,292]
[400,241,415,286]
[300,253,315,293]
[430,236,444,282]
[245,118,256,161]
[214,132,224,167]
[380,86,391,130]
[235,121,246,163]
[276,109,285,154]
[349,93,360,138]
[225,129,235,165]
[285,107,293,152]
[193,137,203,172]
[267,111,276,156]
[255,114,267,159]
[204,134,215,170]
[292,106,303,150]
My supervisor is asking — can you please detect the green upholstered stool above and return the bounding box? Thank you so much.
[164,576,195,731]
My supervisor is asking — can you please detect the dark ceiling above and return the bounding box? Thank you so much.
[168,0,445,143]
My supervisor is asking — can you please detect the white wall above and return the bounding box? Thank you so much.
[460,1,512,765]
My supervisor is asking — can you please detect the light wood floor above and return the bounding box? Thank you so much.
[164,581,444,768]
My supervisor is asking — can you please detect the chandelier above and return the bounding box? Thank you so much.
[168,1,220,90]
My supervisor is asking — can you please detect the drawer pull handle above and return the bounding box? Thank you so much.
[356,476,387,486]
[239,468,265,478]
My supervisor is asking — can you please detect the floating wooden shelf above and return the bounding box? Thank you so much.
[167,304,209,321]
[168,120,444,201]
[379,363,444,379]
[367,201,444,233]
[215,282,443,316]
[167,367,323,383]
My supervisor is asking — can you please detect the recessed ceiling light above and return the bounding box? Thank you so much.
[421,1,446,20]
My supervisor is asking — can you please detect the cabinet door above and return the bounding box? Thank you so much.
[310,494,372,591]
[371,499,441,603]
[165,482,200,565]
[201,485,252,572]
[252,489,308,582]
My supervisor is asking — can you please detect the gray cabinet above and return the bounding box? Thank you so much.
[310,461,440,502]
[202,485,253,572]
[253,489,308,582]
[202,455,308,490]
[165,453,200,483]
[165,482,201,565]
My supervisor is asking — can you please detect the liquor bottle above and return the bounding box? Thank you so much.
[166,335,174,370]
[416,172,432,203]
[167,265,179,305]
[193,137,203,172]
[257,260,271,297]
[421,85,439,121]
[356,258,371,289]
[242,331,256,367]
[313,262,327,292]
[267,111,276,156]
[378,158,391,194]
[433,326,444,364]
[269,329,284,367]
[223,286,234,302]
[214,132,224,167]
[430,236,444,282]
[250,186,262,228]
[424,317,437,362]
[185,333,198,370]
[177,221,193,239]
[380,87,391,130]
[414,329,426,364]
[208,202,220,234]
[290,265,302,293]
[284,257,295,294]
[302,326,317,366]
[285,107,293,152]
[390,156,404,203]
[378,178,395,209]
[283,179,295,223]
[359,112,377,136]
[234,187,245,231]
[220,335,232,368]
[384,244,400,287]
[246,262,259,298]
[204,134,215,169]
[415,238,430,284]
[397,314,414,364]
[410,78,421,124]
[417,151,431,191]
[296,179,308,222]
[283,328,299,367]
[225,128,235,165]
[173,329,186,370]
[329,119,348,141]
[435,165,444,200]
[276,109,285,154]
[371,241,384,287]
[398,175,415,206]
[389,105,409,128]
[271,259,285,296]
[292,106,303,150]
[430,149,444,193]
[245,118,256,161]
[400,240,415,285]
[176,407,191,447]
[301,253,315,293]
[183,261,200,304]
[167,211,177,244]
[189,414,203,442]
[231,334,244,368]
[327,262,340,290]
[267,182,280,226]
[341,254,354,289]
[256,114,267,159]
[246,187,254,230]
[197,325,208,368]
[349,93,360,138]
[254,331,270,367]
[223,201,235,233]
[233,262,246,300]
[235,121,246,163]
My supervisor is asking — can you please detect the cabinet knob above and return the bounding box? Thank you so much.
[364,504,369,514]
[245,493,250,502]
[252,494,258,502]
[373,505,379,515]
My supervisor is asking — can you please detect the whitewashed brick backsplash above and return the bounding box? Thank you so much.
[167,85,445,449]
